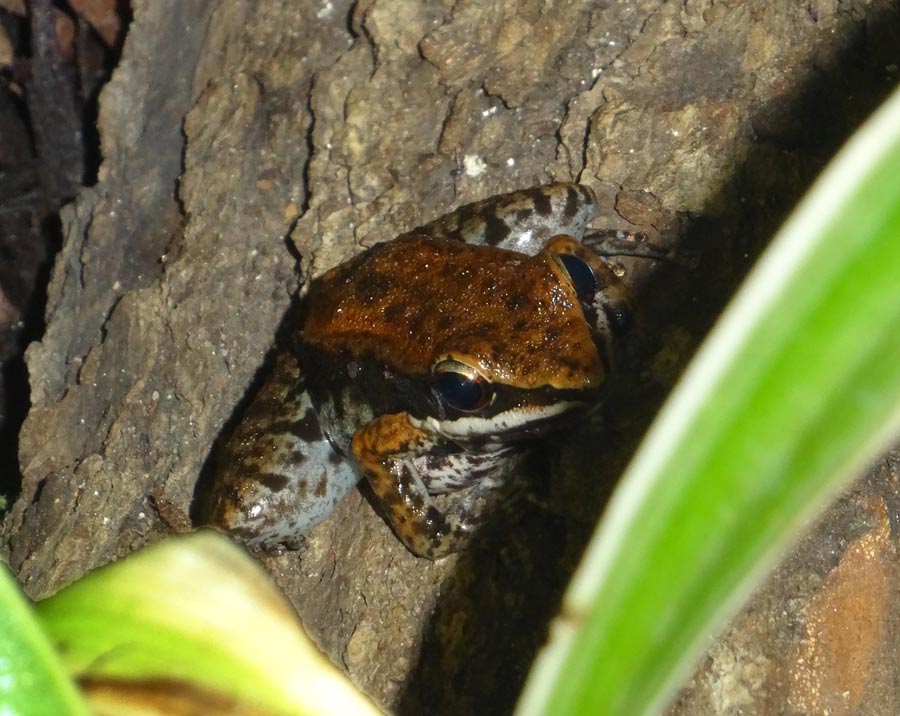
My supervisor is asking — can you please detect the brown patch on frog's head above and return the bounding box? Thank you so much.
[302,235,604,391]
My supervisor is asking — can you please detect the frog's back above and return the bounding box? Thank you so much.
[302,235,601,390]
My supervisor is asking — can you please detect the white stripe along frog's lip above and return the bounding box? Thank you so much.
[412,400,582,440]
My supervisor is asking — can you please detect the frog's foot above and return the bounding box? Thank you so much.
[408,511,476,561]
[352,412,479,560]
[253,534,306,556]
[584,229,698,268]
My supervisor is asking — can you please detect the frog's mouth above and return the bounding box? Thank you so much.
[414,398,589,445]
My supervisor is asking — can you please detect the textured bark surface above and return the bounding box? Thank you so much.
[2,0,900,714]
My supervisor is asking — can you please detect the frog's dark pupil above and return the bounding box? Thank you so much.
[558,253,597,298]
[435,371,488,412]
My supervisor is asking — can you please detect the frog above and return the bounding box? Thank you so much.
[199,183,631,559]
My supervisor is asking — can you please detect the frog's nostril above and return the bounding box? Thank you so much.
[602,304,631,335]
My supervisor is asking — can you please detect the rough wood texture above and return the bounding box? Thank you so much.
[3,0,900,714]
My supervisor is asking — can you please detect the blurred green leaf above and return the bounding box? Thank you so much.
[517,84,900,716]
[0,563,90,716]
[37,531,382,716]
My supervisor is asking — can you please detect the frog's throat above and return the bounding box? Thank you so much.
[410,400,582,441]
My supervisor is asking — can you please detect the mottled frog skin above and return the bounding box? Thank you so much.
[201,183,630,559]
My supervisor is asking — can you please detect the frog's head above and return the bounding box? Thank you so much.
[303,233,629,447]
[416,234,630,445]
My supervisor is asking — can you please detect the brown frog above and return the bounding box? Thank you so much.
[201,183,630,559]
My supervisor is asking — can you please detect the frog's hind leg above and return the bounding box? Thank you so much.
[352,413,473,559]
[413,182,598,255]
[200,351,359,551]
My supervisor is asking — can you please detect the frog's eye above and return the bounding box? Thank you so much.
[556,253,598,298]
[433,361,492,412]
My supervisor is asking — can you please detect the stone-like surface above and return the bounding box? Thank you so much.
[787,498,891,714]
[2,0,900,714]
[672,461,900,716]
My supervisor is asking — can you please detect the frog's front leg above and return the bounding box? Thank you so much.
[201,352,359,550]
[352,413,473,560]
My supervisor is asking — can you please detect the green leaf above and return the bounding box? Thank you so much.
[36,531,382,716]
[517,85,900,716]
[0,563,91,716]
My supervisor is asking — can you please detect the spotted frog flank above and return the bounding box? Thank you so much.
[200,183,631,559]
